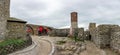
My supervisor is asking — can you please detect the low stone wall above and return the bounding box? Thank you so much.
[48,29,69,37]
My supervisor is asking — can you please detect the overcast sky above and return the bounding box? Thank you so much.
[10,0,120,29]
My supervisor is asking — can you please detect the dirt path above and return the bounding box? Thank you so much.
[79,41,105,55]
[32,36,52,55]
[80,41,118,55]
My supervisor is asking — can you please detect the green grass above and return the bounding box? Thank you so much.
[0,38,26,55]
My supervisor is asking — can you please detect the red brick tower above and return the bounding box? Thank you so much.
[69,12,78,37]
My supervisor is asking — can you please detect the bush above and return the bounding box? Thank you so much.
[0,38,26,55]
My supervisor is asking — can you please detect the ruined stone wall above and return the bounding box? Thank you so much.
[110,27,120,53]
[84,30,90,40]
[89,23,96,41]
[91,25,119,48]
[78,28,84,41]
[7,22,27,39]
[49,29,69,37]
[0,0,10,40]
[90,28,98,44]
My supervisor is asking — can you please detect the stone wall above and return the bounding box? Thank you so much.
[89,23,96,41]
[110,27,120,53]
[48,29,69,37]
[78,28,84,41]
[27,24,53,35]
[7,21,27,39]
[0,0,10,40]
[91,24,119,48]
[84,30,90,40]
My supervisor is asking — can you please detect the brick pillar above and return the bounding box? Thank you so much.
[0,0,10,40]
[69,12,78,37]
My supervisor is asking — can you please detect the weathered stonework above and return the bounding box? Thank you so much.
[91,24,119,48]
[78,28,84,41]
[89,23,96,41]
[0,0,10,40]
[7,17,27,39]
[84,30,90,40]
[49,29,69,37]
[110,27,120,53]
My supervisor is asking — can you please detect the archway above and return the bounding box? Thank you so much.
[26,25,34,35]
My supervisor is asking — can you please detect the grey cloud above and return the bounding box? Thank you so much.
[10,0,120,29]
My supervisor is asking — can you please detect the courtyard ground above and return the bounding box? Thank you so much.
[40,36,119,55]
[79,41,119,55]
[9,36,119,55]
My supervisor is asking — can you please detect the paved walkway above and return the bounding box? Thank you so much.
[35,36,52,55]
[9,36,52,55]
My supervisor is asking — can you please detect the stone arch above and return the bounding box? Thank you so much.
[26,25,34,35]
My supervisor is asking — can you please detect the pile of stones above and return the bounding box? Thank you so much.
[54,40,86,55]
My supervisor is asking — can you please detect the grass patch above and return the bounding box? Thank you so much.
[0,38,26,55]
